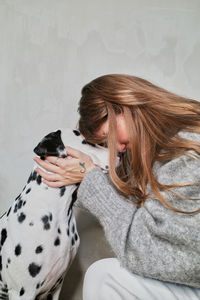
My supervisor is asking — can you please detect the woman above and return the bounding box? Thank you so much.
[34,74,200,300]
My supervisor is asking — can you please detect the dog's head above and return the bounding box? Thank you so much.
[34,130,67,158]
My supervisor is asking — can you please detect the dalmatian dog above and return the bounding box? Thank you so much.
[0,128,110,300]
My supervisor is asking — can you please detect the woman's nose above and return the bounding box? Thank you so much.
[116,143,127,153]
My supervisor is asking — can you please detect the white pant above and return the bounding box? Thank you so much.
[83,258,200,300]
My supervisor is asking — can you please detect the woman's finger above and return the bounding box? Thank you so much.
[36,167,62,182]
[65,146,83,158]
[45,156,66,167]
[34,157,61,173]
[42,180,66,188]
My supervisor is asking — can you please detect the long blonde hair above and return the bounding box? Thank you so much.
[78,74,200,214]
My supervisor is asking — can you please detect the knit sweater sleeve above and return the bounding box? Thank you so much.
[76,132,200,288]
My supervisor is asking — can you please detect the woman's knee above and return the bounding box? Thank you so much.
[83,258,118,300]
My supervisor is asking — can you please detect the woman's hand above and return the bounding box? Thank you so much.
[34,146,96,188]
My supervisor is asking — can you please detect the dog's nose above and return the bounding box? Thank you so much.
[34,144,44,156]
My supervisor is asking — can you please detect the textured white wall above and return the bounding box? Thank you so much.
[0,0,200,212]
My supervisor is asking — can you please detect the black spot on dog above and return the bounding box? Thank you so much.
[58,228,61,234]
[29,222,34,226]
[18,212,26,223]
[54,237,60,246]
[18,200,23,209]
[71,237,75,246]
[60,186,66,197]
[14,203,18,213]
[82,140,96,147]
[1,284,8,294]
[47,294,53,300]
[87,141,96,147]
[6,258,11,268]
[20,287,25,296]
[49,282,57,293]
[56,276,63,284]
[73,130,80,136]
[67,228,69,236]
[49,213,53,222]
[35,245,43,254]
[41,280,45,286]
[0,256,2,271]
[36,283,40,289]
[67,206,71,217]
[68,211,72,226]
[82,139,87,145]
[32,171,37,181]
[75,233,78,241]
[26,188,31,194]
[67,189,78,218]
[71,224,75,234]
[36,280,45,289]
[6,207,11,217]
[28,263,42,277]
[44,223,50,230]
[36,175,42,185]
[1,229,7,246]
[42,215,48,223]
[23,201,26,206]
[41,215,50,230]
[15,194,21,201]
[15,244,22,256]
[58,277,63,284]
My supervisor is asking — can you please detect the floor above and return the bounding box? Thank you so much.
[59,207,115,300]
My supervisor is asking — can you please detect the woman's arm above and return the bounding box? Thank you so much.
[76,152,200,288]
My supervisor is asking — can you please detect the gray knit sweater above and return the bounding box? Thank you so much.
[76,131,200,288]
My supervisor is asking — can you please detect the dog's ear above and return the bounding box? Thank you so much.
[34,130,66,158]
